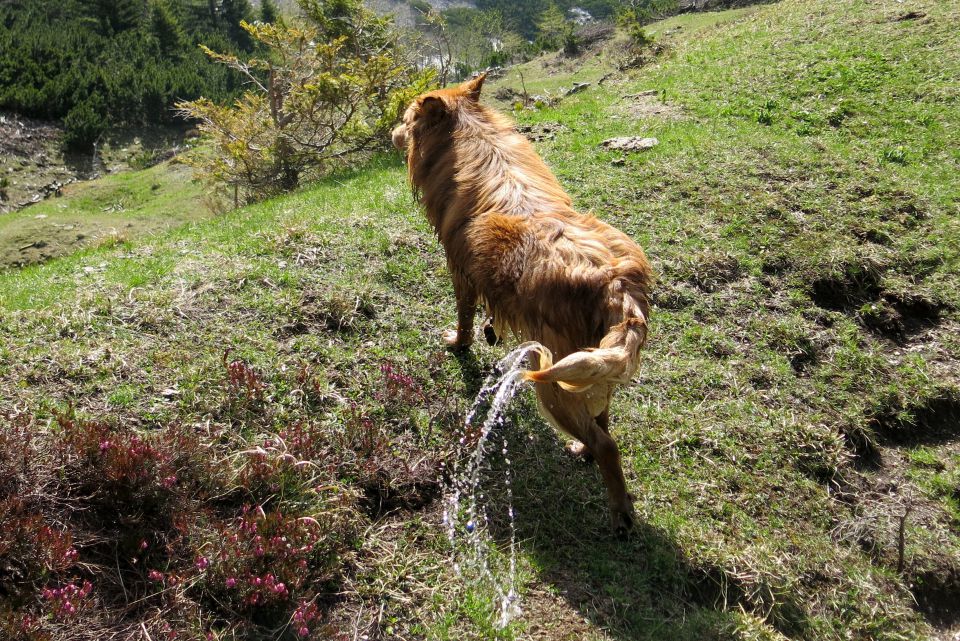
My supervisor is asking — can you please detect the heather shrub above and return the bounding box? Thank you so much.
[0,355,451,637]
[192,508,341,617]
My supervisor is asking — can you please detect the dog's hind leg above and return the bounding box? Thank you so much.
[535,383,634,535]
[482,317,501,346]
[564,406,610,462]
[596,408,610,433]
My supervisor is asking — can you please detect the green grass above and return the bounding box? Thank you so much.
[2,0,959,639]
[0,159,212,268]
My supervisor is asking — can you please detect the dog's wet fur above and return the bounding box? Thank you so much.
[392,75,654,534]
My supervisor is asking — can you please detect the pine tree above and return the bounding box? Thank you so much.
[260,0,279,24]
[150,0,185,55]
[536,3,570,50]
[220,0,254,48]
[90,0,145,35]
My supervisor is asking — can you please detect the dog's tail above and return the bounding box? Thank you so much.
[523,281,648,393]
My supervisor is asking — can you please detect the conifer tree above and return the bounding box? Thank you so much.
[150,0,185,55]
[220,0,255,48]
[91,0,145,34]
[536,3,571,50]
[260,0,279,24]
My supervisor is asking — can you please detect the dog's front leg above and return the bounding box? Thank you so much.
[442,270,477,350]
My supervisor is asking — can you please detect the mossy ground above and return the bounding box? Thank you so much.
[1,1,959,639]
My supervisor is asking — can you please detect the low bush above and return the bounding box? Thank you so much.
[61,102,107,153]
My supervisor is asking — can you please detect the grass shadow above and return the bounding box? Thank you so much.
[475,403,811,640]
[451,347,486,398]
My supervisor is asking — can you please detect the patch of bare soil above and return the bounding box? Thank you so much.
[809,262,949,344]
[623,90,687,121]
[833,445,960,633]
[517,122,569,142]
[0,111,189,215]
[0,112,80,213]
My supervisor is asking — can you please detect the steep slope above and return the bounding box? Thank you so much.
[1,1,958,640]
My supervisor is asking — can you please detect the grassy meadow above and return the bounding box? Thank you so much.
[1,0,958,639]
[0,159,211,269]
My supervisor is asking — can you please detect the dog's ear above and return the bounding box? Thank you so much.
[416,96,448,125]
[463,73,487,101]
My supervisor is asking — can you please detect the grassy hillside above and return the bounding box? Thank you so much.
[2,1,959,640]
[0,160,211,268]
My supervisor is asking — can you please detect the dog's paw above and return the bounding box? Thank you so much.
[564,440,593,463]
[442,329,472,351]
[612,507,635,539]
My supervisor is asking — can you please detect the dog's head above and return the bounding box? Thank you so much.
[390,73,486,157]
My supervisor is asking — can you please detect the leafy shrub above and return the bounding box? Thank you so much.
[617,0,679,38]
[562,30,581,56]
[627,23,653,46]
[178,1,432,203]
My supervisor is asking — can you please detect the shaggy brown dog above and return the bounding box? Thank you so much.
[392,74,654,533]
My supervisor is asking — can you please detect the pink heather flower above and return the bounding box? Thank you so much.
[148,570,164,582]
[298,627,309,637]
[139,540,149,551]
[161,475,177,488]
[225,577,237,588]
[195,557,210,570]
[99,440,111,452]
[80,581,93,597]
[274,582,286,594]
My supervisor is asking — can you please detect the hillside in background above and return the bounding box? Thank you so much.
[1,1,959,640]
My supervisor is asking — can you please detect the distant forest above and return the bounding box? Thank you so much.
[0,0,274,148]
[0,0,688,150]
